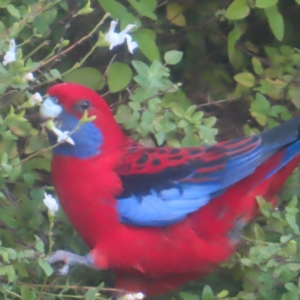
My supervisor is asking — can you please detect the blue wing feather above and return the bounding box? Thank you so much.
[116,117,300,227]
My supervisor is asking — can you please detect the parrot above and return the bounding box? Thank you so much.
[39,82,300,296]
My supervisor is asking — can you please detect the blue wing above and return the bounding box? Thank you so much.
[116,117,300,227]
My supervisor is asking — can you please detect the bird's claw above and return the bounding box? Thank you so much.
[48,249,94,275]
[48,250,74,275]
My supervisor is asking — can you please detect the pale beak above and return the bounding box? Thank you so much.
[40,97,63,120]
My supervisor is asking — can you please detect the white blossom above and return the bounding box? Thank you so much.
[23,72,35,81]
[51,126,75,145]
[43,193,59,216]
[125,34,138,54]
[134,293,145,300]
[30,92,43,105]
[124,293,145,300]
[3,39,16,66]
[105,20,138,53]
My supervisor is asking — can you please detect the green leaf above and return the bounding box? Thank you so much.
[296,0,300,4]
[172,107,185,117]
[250,93,270,126]
[85,287,97,300]
[34,235,44,252]
[7,4,20,19]
[3,265,15,282]
[42,8,58,25]
[288,86,300,108]
[148,97,161,112]
[6,248,16,260]
[132,60,149,75]
[252,57,264,75]
[23,173,35,187]
[1,152,8,164]
[33,16,49,34]
[192,111,204,121]
[77,0,94,15]
[0,0,10,8]
[228,26,243,61]
[9,161,21,181]
[127,0,157,20]
[225,0,250,20]
[265,6,284,41]
[128,101,141,111]
[21,285,36,300]
[203,116,217,127]
[0,21,5,34]
[38,258,53,276]
[180,292,199,300]
[0,208,17,228]
[166,3,186,26]
[115,105,132,124]
[178,119,189,128]
[253,223,265,241]
[155,131,165,145]
[201,285,214,300]
[256,0,278,8]
[287,263,300,272]
[133,29,160,62]
[98,0,127,19]
[234,72,255,87]
[283,241,297,255]
[107,62,132,93]
[217,290,229,298]
[256,196,272,218]
[141,110,154,125]
[164,50,183,65]
[240,258,253,266]
[186,105,197,115]
[49,68,61,79]
[84,283,104,300]
[63,67,105,90]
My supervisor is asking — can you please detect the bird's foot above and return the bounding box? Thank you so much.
[48,250,94,275]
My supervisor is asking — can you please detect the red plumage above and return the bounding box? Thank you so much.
[43,83,300,296]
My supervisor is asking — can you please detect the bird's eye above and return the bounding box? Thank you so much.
[52,97,60,104]
[79,100,90,110]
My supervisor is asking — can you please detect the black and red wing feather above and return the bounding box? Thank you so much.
[115,117,300,226]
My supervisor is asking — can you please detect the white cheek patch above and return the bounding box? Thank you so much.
[40,97,63,119]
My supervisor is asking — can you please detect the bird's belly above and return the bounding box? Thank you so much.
[91,220,235,276]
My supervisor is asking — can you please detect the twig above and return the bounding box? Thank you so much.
[32,13,111,72]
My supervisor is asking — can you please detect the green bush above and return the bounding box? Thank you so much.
[1,0,300,299]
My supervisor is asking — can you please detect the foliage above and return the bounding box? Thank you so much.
[0,0,300,299]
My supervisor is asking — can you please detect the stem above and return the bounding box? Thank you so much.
[24,41,51,60]
[2,289,22,299]
[32,13,111,72]
[61,41,99,77]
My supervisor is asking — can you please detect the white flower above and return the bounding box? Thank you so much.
[134,293,145,300]
[51,126,75,145]
[125,293,145,300]
[105,20,138,53]
[3,39,16,66]
[43,193,59,216]
[30,92,43,105]
[23,72,35,81]
[125,34,138,54]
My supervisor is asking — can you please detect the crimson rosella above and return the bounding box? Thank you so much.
[40,83,300,296]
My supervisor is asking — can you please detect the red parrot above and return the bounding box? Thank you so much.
[40,83,300,296]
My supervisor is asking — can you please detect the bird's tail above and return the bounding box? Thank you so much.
[259,116,300,178]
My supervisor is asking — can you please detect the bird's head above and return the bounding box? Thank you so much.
[40,83,125,159]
